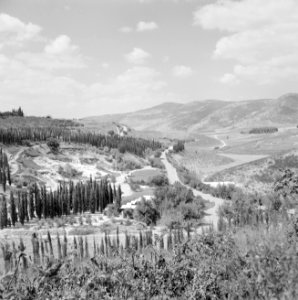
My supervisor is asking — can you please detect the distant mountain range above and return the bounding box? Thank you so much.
[82,93,298,137]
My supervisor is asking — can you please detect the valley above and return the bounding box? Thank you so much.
[1,96,298,299]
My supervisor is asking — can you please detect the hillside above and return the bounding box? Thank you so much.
[82,93,298,137]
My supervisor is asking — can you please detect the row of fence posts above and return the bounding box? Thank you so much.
[1,225,192,274]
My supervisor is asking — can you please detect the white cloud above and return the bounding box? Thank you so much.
[102,62,110,69]
[85,66,167,114]
[194,0,298,84]
[44,35,77,55]
[15,51,85,70]
[136,21,158,32]
[125,47,151,64]
[0,13,42,47]
[172,65,193,77]
[0,14,171,118]
[119,26,133,33]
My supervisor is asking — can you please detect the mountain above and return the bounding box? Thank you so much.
[82,93,298,137]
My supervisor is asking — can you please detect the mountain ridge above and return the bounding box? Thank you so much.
[82,93,298,137]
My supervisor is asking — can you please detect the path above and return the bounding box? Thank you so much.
[161,149,225,230]
[9,148,24,175]
[214,134,226,149]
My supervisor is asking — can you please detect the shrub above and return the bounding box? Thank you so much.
[150,174,168,186]
[249,127,278,134]
[173,141,185,153]
[133,198,160,225]
[123,208,134,219]
[47,138,60,153]
[105,204,120,217]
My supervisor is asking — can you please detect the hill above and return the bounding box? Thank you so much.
[82,93,298,137]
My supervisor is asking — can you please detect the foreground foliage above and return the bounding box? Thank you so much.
[2,226,298,299]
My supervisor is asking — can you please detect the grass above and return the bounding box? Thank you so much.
[0,115,82,129]
[130,168,163,183]
[68,226,101,236]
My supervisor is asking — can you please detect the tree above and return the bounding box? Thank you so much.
[133,198,160,226]
[115,185,122,213]
[0,196,8,228]
[173,141,185,153]
[274,169,298,207]
[47,138,60,153]
[10,192,17,226]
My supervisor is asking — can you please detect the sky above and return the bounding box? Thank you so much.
[0,0,298,118]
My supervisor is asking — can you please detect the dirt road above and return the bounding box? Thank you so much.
[161,149,224,230]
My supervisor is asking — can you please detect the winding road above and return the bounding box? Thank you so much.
[161,149,225,231]
[214,134,226,149]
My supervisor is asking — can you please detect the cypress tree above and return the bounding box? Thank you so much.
[0,196,8,228]
[7,165,11,186]
[115,185,122,213]
[2,169,6,192]
[23,192,29,222]
[18,192,25,225]
[29,190,35,219]
[35,185,42,220]
[10,191,17,226]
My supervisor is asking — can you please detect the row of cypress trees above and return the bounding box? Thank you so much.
[0,177,122,229]
[0,148,11,192]
[0,107,24,118]
[0,127,161,156]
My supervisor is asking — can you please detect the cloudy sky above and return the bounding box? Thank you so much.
[1,0,297,118]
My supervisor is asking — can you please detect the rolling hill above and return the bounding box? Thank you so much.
[82,93,298,137]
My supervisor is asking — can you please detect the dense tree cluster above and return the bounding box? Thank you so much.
[153,183,205,228]
[249,127,278,134]
[173,141,185,153]
[0,148,11,192]
[0,107,24,118]
[0,127,161,156]
[0,178,122,228]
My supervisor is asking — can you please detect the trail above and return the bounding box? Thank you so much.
[161,149,224,230]
[9,148,24,175]
[214,134,226,149]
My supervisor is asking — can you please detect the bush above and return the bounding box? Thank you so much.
[58,164,82,178]
[123,208,134,219]
[150,174,168,186]
[47,138,60,153]
[133,198,160,225]
[173,141,185,153]
[249,127,278,134]
[149,157,164,169]
[105,204,120,217]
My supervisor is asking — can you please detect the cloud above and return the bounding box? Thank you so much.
[194,0,298,84]
[136,21,158,32]
[119,26,133,33]
[0,14,172,118]
[172,65,193,77]
[101,62,110,69]
[85,66,167,114]
[44,35,77,55]
[125,47,151,64]
[12,34,85,70]
[0,13,42,47]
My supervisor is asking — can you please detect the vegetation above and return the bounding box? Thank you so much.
[47,137,60,153]
[154,183,205,228]
[0,107,24,118]
[0,148,11,192]
[1,153,298,298]
[3,220,298,299]
[173,140,185,153]
[133,198,160,225]
[0,127,161,157]
[0,178,122,228]
[249,127,278,134]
